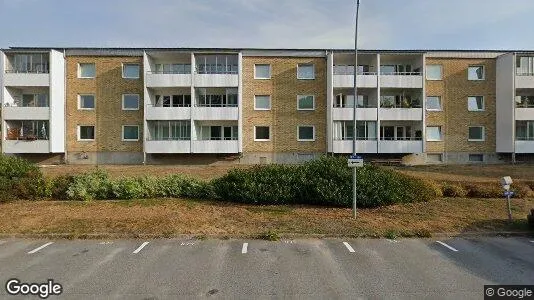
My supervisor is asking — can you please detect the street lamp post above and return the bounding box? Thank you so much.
[352,0,361,218]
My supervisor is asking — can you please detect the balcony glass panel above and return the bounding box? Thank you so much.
[195,55,238,74]
[148,121,191,141]
[6,120,49,140]
[6,54,49,73]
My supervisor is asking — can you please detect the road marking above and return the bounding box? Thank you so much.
[386,239,398,244]
[282,240,294,244]
[436,241,458,252]
[343,242,355,253]
[28,242,54,254]
[241,243,248,254]
[99,241,113,245]
[132,242,149,254]
[180,242,195,246]
[0,240,6,245]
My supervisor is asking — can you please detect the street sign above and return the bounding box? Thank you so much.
[349,154,362,159]
[504,191,514,197]
[348,158,364,168]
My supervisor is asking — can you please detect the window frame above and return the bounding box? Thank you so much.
[297,95,315,111]
[254,64,271,80]
[467,96,485,111]
[254,95,271,110]
[254,126,271,141]
[78,63,96,79]
[122,125,140,142]
[468,126,485,142]
[122,94,140,110]
[77,125,95,141]
[425,96,442,111]
[468,154,484,162]
[467,65,485,81]
[78,94,96,110]
[297,63,315,80]
[297,125,316,142]
[426,126,442,141]
[426,65,443,80]
[122,63,140,79]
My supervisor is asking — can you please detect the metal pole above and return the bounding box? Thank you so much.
[506,194,513,222]
[352,0,360,218]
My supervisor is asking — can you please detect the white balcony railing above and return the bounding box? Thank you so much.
[4,73,50,87]
[192,106,239,120]
[145,140,191,153]
[379,108,423,121]
[3,140,50,153]
[380,74,423,88]
[145,105,191,120]
[333,74,378,88]
[332,107,378,120]
[515,108,534,120]
[194,74,238,87]
[145,72,191,87]
[332,140,378,153]
[379,140,422,153]
[191,140,239,153]
[515,75,534,89]
[3,106,50,120]
[515,140,534,153]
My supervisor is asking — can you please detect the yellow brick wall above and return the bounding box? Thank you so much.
[66,56,144,153]
[242,56,327,153]
[425,58,496,153]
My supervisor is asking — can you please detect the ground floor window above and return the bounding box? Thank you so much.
[78,125,95,141]
[516,121,534,140]
[122,125,139,141]
[199,125,238,140]
[381,125,421,140]
[333,121,377,140]
[149,121,191,140]
[6,120,49,140]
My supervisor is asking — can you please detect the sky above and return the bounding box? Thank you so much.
[1,0,534,50]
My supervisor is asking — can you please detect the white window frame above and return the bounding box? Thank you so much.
[78,63,96,79]
[468,65,485,81]
[77,125,95,141]
[426,96,442,111]
[254,64,271,79]
[468,126,485,142]
[254,95,271,110]
[426,126,442,141]
[297,95,315,111]
[122,94,140,110]
[297,64,315,80]
[77,94,96,110]
[254,126,271,141]
[122,63,140,79]
[122,125,140,142]
[297,125,315,142]
[467,96,485,111]
[426,65,442,80]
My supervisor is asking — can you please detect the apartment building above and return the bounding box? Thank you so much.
[1,47,533,165]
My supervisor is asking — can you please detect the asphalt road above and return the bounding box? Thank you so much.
[0,237,532,299]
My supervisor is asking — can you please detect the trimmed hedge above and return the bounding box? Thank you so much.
[212,156,440,208]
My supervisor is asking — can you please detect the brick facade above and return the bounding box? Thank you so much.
[242,56,327,154]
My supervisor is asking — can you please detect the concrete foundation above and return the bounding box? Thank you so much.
[239,152,323,164]
[6,153,65,165]
[67,152,144,165]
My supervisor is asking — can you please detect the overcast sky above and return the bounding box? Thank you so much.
[1,0,534,50]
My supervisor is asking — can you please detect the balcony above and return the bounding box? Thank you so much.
[332,140,378,153]
[146,72,191,87]
[193,106,238,120]
[380,73,423,89]
[145,105,191,120]
[516,75,534,89]
[332,107,377,121]
[3,140,50,153]
[333,74,378,88]
[379,140,423,153]
[380,108,423,121]
[191,140,239,153]
[194,74,238,87]
[145,140,191,153]
[4,72,49,87]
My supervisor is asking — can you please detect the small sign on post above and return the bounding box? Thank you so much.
[348,155,364,168]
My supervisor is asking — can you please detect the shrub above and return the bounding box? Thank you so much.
[212,156,439,208]
[0,154,40,179]
[50,175,74,200]
[110,177,145,199]
[66,169,112,201]
[464,183,503,198]
[442,183,468,198]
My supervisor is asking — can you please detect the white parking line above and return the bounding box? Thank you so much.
[436,241,459,252]
[28,242,54,254]
[241,243,248,254]
[0,240,6,245]
[343,242,355,253]
[133,242,150,254]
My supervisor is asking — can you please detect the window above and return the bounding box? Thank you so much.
[122,125,139,141]
[516,121,534,140]
[78,125,95,141]
[297,64,315,79]
[6,120,49,140]
[122,94,140,110]
[298,126,315,141]
[148,121,191,140]
[254,95,271,110]
[380,64,415,75]
[154,63,191,74]
[196,88,238,107]
[426,126,442,141]
[426,65,442,80]
[123,64,140,79]
[515,95,534,108]
[297,95,315,110]
[21,94,48,107]
[468,126,485,141]
[468,66,484,80]
[10,54,49,73]
[333,121,376,140]
[196,55,238,74]
[199,126,238,140]
[254,126,270,141]
[468,154,484,162]
[426,154,443,163]
[254,64,271,79]
[468,96,484,111]
[426,96,442,111]
[516,56,534,76]
[154,94,191,107]
[78,63,95,78]
[78,94,95,110]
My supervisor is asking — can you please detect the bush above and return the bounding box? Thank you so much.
[110,177,145,199]
[0,154,40,179]
[0,155,46,200]
[464,183,503,198]
[50,175,74,200]
[66,169,112,201]
[442,183,468,198]
[212,156,439,208]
